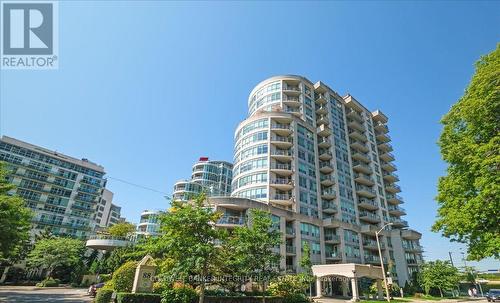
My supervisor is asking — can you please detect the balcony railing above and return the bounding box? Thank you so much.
[325,234,340,242]
[271,136,293,143]
[286,227,295,236]
[286,245,296,253]
[271,124,292,130]
[283,85,300,92]
[359,211,380,220]
[273,194,292,200]
[271,178,292,185]
[271,163,291,170]
[322,201,337,210]
[358,198,378,207]
[218,216,244,225]
[271,150,292,156]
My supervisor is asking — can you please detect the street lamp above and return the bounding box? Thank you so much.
[376,222,393,302]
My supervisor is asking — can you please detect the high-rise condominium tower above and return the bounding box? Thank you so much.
[209,75,423,286]
[0,136,109,239]
[173,157,233,201]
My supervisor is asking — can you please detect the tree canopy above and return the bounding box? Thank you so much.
[419,260,460,297]
[27,237,86,278]
[107,222,136,237]
[433,44,500,260]
[0,162,32,263]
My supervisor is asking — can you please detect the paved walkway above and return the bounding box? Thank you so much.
[315,297,488,303]
[0,286,92,303]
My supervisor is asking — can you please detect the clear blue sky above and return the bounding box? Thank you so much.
[1,1,498,270]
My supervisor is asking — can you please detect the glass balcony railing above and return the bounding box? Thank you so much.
[218,216,244,225]
[325,234,340,242]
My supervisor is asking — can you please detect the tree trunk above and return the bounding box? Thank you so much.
[262,280,266,303]
[0,266,10,284]
[439,287,443,297]
[199,263,208,303]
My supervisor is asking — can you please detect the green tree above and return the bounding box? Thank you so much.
[433,44,500,260]
[107,222,136,237]
[153,194,224,303]
[0,162,32,263]
[299,242,314,297]
[230,209,281,303]
[419,260,460,297]
[27,237,85,278]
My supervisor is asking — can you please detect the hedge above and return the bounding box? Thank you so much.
[116,293,162,303]
[95,289,114,303]
[204,297,284,303]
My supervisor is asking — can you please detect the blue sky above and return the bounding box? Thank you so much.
[1,1,498,270]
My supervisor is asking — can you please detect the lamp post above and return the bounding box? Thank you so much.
[376,222,393,302]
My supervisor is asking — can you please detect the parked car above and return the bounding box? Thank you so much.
[87,282,105,297]
[487,289,500,302]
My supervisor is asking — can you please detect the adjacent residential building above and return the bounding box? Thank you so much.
[0,136,108,239]
[208,75,423,286]
[172,157,233,201]
[135,210,164,238]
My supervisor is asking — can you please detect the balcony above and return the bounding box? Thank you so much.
[320,174,335,186]
[316,115,329,125]
[286,245,296,255]
[286,264,296,273]
[379,152,395,162]
[325,234,341,244]
[270,124,292,136]
[322,201,337,213]
[349,129,368,142]
[325,251,342,261]
[388,205,406,216]
[359,211,381,223]
[317,125,332,137]
[270,149,293,162]
[319,161,334,174]
[321,188,336,200]
[401,229,421,240]
[403,244,423,252]
[363,240,385,250]
[386,194,404,204]
[323,217,341,228]
[352,151,370,163]
[374,121,388,133]
[383,172,399,182]
[365,255,386,265]
[385,183,401,193]
[283,85,301,94]
[346,109,363,122]
[217,216,244,227]
[350,140,369,153]
[319,149,333,161]
[381,161,397,172]
[353,162,372,174]
[377,142,393,152]
[390,218,408,227]
[270,178,293,191]
[86,235,130,251]
[286,227,295,238]
[315,93,327,104]
[360,224,379,235]
[348,119,364,132]
[270,194,293,206]
[270,163,293,176]
[318,138,331,148]
[315,105,328,115]
[354,173,375,186]
[284,107,301,117]
[282,95,301,107]
[270,136,293,149]
[358,198,379,211]
[376,132,391,143]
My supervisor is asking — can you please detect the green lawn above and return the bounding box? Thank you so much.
[361,300,410,303]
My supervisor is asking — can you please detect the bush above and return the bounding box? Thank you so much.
[99,274,112,283]
[36,278,59,287]
[112,261,137,292]
[281,293,309,303]
[96,289,114,303]
[161,286,198,303]
[268,275,309,297]
[116,293,161,303]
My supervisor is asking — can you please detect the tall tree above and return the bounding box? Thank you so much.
[433,44,500,260]
[419,260,460,297]
[154,194,225,303]
[230,209,281,303]
[299,242,314,297]
[0,162,32,263]
[27,237,85,278]
[107,222,136,237]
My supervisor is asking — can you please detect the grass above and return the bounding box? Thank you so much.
[361,300,411,303]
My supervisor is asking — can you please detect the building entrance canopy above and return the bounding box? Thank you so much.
[312,263,385,301]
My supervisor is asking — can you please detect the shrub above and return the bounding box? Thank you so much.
[99,274,112,282]
[112,261,137,292]
[268,275,308,297]
[36,278,59,287]
[161,286,198,303]
[96,289,114,303]
[281,293,309,303]
[116,293,161,303]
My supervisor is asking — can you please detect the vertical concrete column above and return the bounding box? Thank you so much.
[280,216,286,270]
[377,279,384,299]
[295,220,302,272]
[316,277,322,298]
[351,277,360,301]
